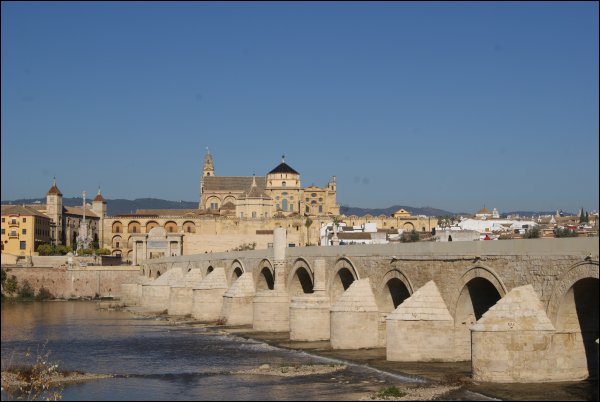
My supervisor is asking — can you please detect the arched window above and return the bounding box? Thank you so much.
[282,181,286,187]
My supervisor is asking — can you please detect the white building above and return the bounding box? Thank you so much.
[319,222,387,246]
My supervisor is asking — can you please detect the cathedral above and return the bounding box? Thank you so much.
[100,151,341,262]
[199,150,340,218]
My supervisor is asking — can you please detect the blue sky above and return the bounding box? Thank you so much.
[2,2,598,213]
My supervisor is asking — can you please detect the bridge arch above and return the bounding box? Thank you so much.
[547,261,599,380]
[229,259,245,285]
[452,265,507,361]
[255,259,275,291]
[288,258,314,296]
[329,257,360,304]
[205,265,215,277]
[376,269,413,313]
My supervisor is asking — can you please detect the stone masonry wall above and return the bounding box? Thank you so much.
[3,266,140,299]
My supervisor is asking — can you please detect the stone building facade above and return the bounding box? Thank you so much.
[100,151,436,261]
[1,181,106,255]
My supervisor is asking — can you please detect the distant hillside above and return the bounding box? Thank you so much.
[1,198,198,216]
[2,198,569,218]
[340,205,454,217]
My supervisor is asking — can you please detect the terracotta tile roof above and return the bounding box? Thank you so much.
[64,206,99,218]
[203,176,266,192]
[136,209,201,216]
[47,184,62,196]
[1,204,50,219]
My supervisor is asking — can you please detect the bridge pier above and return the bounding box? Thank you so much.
[472,285,589,382]
[191,267,228,321]
[121,275,153,306]
[253,228,291,332]
[386,281,455,361]
[140,267,184,312]
[220,272,256,326]
[330,278,381,349]
[289,259,330,341]
[168,268,203,316]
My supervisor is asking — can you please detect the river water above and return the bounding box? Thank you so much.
[1,301,422,401]
[1,301,597,401]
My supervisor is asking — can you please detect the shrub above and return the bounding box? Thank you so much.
[35,286,53,301]
[18,280,35,299]
[37,244,54,256]
[523,226,540,239]
[377,386,406,398]
[96,248,111,255]
[554,227,578,238]
[4,274,19,295]
[400,230,420,243]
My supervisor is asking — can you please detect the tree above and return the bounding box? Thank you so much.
[37,244,54,256]
[580,209,586,223]
[400,230,420,243]
[305,217,313,246]
[4,274,19,296]
[523,226,540,239]
[554,227,578,238]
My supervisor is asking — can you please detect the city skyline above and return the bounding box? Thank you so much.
[2,2,598,213]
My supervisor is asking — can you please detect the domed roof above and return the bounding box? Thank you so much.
[93,189,106,202]
[477,207,491,214]
[268,155,299,175]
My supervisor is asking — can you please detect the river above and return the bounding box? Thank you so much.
[1,301,424,401]
[1,301,596,401]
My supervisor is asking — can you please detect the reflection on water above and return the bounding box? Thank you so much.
[1,301,413,401]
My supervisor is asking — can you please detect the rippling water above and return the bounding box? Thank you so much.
[1,301,419,401]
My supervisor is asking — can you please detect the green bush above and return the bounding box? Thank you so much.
[37,244,54,256]
[377,386,406,398]
[18,280,35,299]
[4,274,19,295]
[523,226,540,239]
[95,248,111,255]
[554,227,578,238]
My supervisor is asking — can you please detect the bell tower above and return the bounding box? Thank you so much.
[199,148,215,208]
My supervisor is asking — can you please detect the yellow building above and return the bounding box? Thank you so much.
[1,205,51,256]
[199,152,340,218]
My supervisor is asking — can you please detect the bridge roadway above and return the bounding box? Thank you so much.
[121,232,598,383]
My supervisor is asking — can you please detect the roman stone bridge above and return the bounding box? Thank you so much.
[121,229,598,383]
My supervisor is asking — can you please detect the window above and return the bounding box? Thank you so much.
[116,242,120,248]
[282,199,288,211]
[1,229,4,235]
[240,212,244,218]
[210,202,219,210]
[1,218,4,222]
[22,229,27,235]
[290,204,294,212]
[11,218,17,224]
[311,193,317,197]
[252,212,257,218]
[319,206,323,213]
[282,181,286,187]
[22,218,27,223]
[20,241,26,250]
[10,230,17,236]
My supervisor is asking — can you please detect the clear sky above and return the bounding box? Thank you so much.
[2,2,598,213]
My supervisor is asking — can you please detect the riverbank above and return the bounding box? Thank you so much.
[132,309,597,401]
